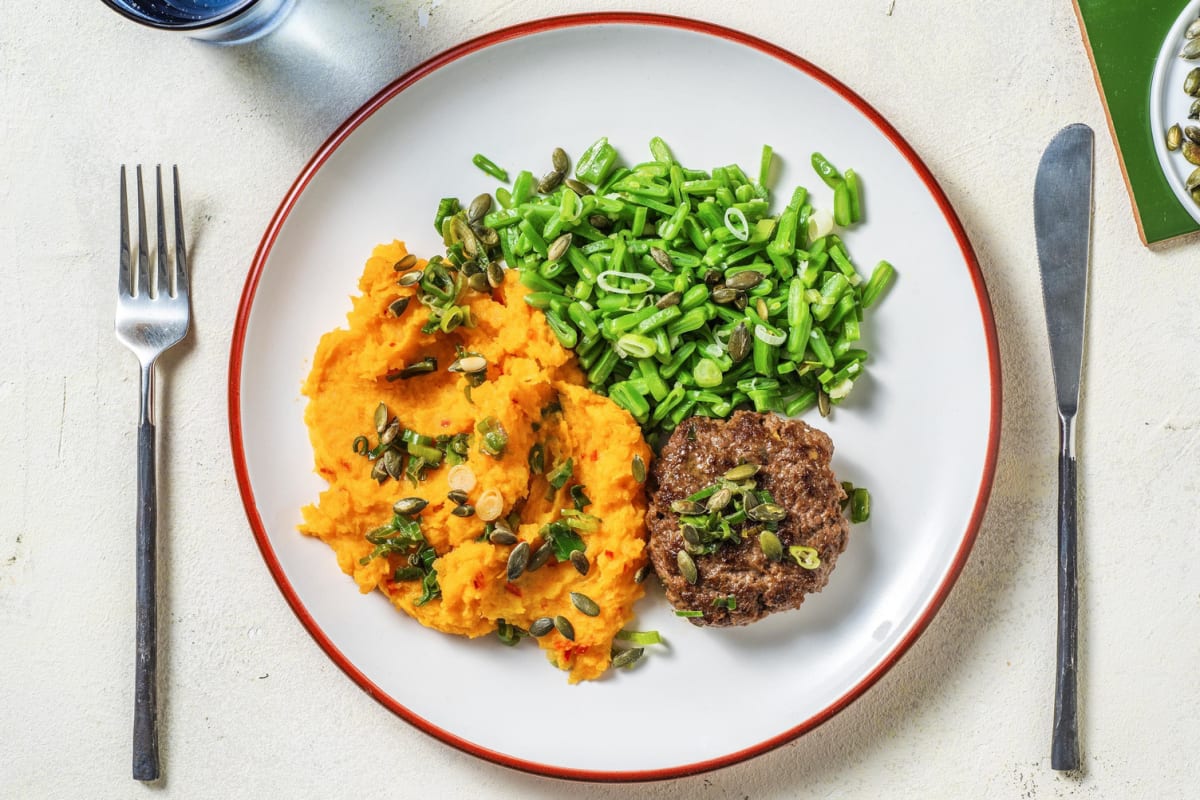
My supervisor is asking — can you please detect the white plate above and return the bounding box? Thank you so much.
[1150,0,1200,225]
[230,13,1000,781]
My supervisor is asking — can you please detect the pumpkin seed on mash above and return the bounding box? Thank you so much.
[299,240,651,682]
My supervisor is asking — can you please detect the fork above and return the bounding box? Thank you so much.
[115,165,190,782]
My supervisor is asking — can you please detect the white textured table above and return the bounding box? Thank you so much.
[2,1,1196,797]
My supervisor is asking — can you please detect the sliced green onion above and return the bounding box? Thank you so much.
[597,270,656,295]
[617,629,663,645]
[723,206,750,242]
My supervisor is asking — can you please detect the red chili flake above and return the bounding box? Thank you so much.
[590,451,599,461]
[472,573,485,590]
[504,582,523,597]
[440,419,450,428]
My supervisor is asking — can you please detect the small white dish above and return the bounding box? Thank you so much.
[229,13,1001,781]
[1150,0,1200,224]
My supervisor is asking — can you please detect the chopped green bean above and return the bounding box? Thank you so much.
[431,139,893,430]
[472,153,509,182]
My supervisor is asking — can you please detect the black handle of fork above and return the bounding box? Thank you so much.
[1051,412,1080,771]
[133,419,160,781]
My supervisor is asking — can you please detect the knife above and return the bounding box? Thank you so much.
[1034,122,1093,772]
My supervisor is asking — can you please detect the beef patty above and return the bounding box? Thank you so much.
[646,411,849,626]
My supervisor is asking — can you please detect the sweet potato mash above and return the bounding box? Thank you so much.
[300,241,651,682]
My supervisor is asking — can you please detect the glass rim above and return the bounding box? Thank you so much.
[99,0,260,32]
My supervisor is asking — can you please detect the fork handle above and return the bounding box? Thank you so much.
[1052,411,1080,771]
[133,418,159,781]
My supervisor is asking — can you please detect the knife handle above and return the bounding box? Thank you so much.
[1052,411,1080,771]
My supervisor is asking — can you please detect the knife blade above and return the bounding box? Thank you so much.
[1034,122,1093,772]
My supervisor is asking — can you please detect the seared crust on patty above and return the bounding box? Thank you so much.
[647,411,849,626]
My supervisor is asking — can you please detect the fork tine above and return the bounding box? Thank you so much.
[135,165,150,299]
[155,165,170,298]
[172,165,189,299]
[119,166,132,298]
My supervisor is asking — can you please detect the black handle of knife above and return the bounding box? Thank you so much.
[1051,412,1079,771]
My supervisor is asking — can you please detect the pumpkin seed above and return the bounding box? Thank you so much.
[588,214,613,231]
[711,286,739,305]
[569,549,590,575]
[655,291,682,309]
[551,147,569,173]
[1168,124,1184,151]
[546,232,573,262]
[506,541,530,580]
[1187,18,1200,39]
[634,563,652,583]
[564,178,593,196]
[446,489,469,505]
[388,297,410,317]
[818,388,831,417]
[450,355,488,374]
[1191,99,1200,120]
[475,225,500,248]
[529,617,554,637]
[488,528,518,546]
[466,272,490,292]
[382,449,403,480]
[398,269,424,287]
[570,591,600,617]
[373,402,389,434]
[370,459,389,483]
[680,523,701,547]
[722,463,761,482]
[759,530,784,562]
[1193,187,1200,204]
[553,615,576,641]
[649,246,674,272]
[527,541,554,572]
[677,549,699,585]
[670,499,707,515]
[537,169,564,194]
[378,418,401,447]
[1187,126,1200,145]
[726,270,765,291]
[451,503,475,518]
[1183,37,1200,59]
[748,503,788,523]
[1185,141,1200,166]
[1187,167,1200,192]
[393,497,428,516]
[392,253,418,272]
[610,647,644,669]
[1188,68,1200,97]
[631,454,647,484]
[487,261,505,289]
[728,322,751,363]
[706,488,733,513]
[467,193,492,224]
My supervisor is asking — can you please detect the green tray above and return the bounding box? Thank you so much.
[1074,0,1200,244]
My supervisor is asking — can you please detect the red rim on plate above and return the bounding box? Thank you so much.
[229,12,1001,783]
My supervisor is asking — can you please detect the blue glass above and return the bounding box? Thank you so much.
[101,0,297,44]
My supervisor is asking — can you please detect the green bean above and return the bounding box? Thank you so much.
[472,153,509,182]
[861,260,895,309]
[431,139,892,430]
[758,144,773,187]
[844,169,863,223]
[810,152,843,189]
